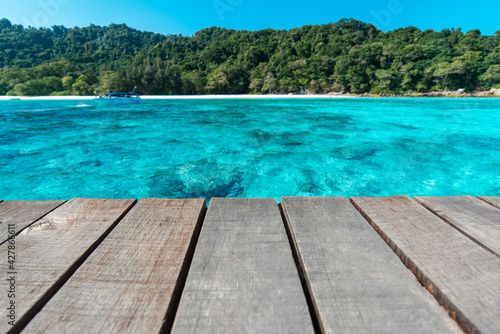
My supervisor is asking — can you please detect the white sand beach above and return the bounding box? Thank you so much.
[0,94,353,101]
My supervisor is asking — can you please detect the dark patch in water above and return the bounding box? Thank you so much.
[299,169,322,194]
[348,148,381,161]
[185,174,244,199]
[147,162,245,201]
[386,123,418,130]
[397,138,456,157]
[248,129,275,143]
[326,134,346,140]
[445,134,500,151]
[0,150,20,160]
[313,114,354,130]
[247,130,309,148]
[18,151,39,158]
[284,141,303,147]
[195,119,213,125]
[75,159,103,168]
[106,146,124,154]
[361,182,385,196]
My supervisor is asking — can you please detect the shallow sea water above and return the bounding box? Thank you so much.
[1,98,499,201]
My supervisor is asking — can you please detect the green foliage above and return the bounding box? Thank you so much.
[480,65,500,86]
[72,75,93,95]
[0,18,499,95]
[262,78,279,93]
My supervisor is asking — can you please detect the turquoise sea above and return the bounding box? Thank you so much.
[1,98,499,201]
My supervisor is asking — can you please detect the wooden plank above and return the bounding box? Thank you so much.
[281,196,460,333]
[478,196,500,210]
[0,197,136,333]
[22,198,206,333]
[351,195,500,334]
[0,200,66,244]
[172,198,314,333]
[415,196,500,257]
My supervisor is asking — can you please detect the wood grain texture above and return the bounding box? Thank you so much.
[351,196,500,334]
[172,198,314,334]
[281,196,461,333]
[23,198,206,334]
[415,196,500,257]
[0,200,66,244]
[478,196,500,210]
[0,198,136,333]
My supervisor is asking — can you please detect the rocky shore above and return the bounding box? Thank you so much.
[338,88,500,98]
[2,88,500,100]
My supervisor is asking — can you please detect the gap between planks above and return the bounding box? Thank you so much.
[1,198,137,334]
[21,199,206,334]
[171,198,315,334]
[414,195,500,258]
[0,200,67,245]
[350,195,500,334]
[478,196,500,210]
[278,202,323,334]
[281,196,460,334]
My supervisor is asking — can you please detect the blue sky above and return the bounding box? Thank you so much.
[3,0,499,36]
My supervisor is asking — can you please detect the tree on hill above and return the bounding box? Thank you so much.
[0,18,499,95]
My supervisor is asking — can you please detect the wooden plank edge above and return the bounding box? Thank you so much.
[349,197,477,334]
[160,199,207,334]
[278,202,323,334]
[477,196,500,210]
[9,199,138,334]
[413,197,500,259]
[0,200,68,246]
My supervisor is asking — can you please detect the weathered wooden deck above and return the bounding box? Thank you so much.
[0,195,498,333]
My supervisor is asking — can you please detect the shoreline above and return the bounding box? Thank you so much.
[1,91,499,101]
[0,94,351,101]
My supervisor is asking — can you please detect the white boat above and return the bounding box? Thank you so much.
[94,87,142,103]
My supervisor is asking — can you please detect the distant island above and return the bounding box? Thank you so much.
[0,18,499,96]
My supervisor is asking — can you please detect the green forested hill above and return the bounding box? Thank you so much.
[1,18,499,95]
